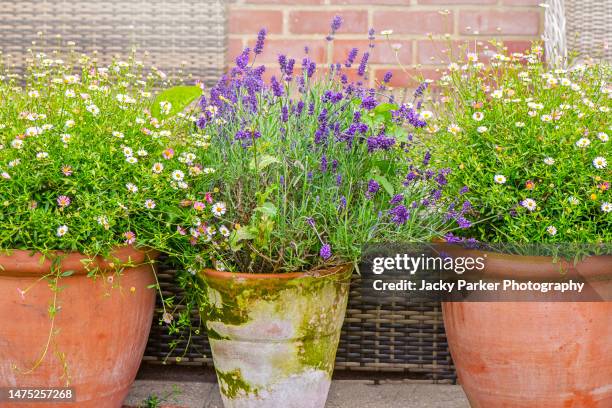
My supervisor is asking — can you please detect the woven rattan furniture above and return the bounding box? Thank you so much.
[144,259,456,383]
[0,0,226,85]
[545,0,611,62]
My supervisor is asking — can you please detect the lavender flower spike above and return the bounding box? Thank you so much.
[254,29,267,55]
[320,243,332,260]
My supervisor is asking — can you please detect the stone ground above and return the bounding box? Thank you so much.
[123,365,469,408]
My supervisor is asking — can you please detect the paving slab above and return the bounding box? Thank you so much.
[125,379,469,408]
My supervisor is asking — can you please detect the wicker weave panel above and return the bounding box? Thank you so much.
[565,0,611,60]
[145,260,456,383]
[0,0,226,85]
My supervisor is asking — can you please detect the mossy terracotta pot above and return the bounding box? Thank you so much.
[0,247,157,408]
[200,264,353,408]
[442,250,612,408]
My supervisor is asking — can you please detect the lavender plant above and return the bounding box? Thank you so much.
[184,22,460,274]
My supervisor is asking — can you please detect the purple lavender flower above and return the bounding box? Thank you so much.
[345,47,358,68]
[254,29,267,55]
[308,102,315,115]
[456,216,472,229]
[414,82,429,98]
[270,76,283,97]
[367,134,396,152]
[423,151,431,166]
[336,174,342,186]
[390,194,404,205]
[368,28,376,46]
[306,217,315,228]
[285,58,295,79]
[444,232,462,243]
[383,71,393,83]
[278,54,287,72]
[281,106,289,122]
[461,200,472,212]
[320,155,328,172]
[339,195,347,211]
[459,186,469,195]
[235,48,250,70]
[307,62,316,78]
[307,171,313,181]
[235,128,261,147]
[320,243,332,260]
[366,179,380,197]
[361,95,377,110]
[296,100,304,115]
[389,205,410,225]
[358,52,369,76]
[196,115,208,129]
[331,15,342,32]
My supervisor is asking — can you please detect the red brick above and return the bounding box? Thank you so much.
[333,40,413,66]
[417,40,464,65]
[502,0,542,5]
[243,39,328,64]
[373,11,454,35]
[418,0,496,4]
[459,11,540,35]
[289,11,368,34]
[331,0,408,4]
[229,9,283,34]
[246,0,324,3]
[227,38,245,64]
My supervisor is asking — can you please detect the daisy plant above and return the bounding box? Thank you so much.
[416,41,611,249]
[0,43,229,348]
[181,23,460,275]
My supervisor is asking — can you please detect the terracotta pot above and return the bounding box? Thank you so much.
[0,246,158,408]
[442,251,612,407]
[200,264,353,408]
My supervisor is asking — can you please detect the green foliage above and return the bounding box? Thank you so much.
[419,41,611,244]
[151,85,202,119]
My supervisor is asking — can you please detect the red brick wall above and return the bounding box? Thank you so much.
[228,0,543,87]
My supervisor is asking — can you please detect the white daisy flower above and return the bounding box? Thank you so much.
[543,157,555,165]
[447,124,462,134]
[137,149,148,157]
[592,157,607,169]
[36,152,49,159]
[11,139,24,149]
[212,202,226,217]
[126,183,139,193]
[380,29,393,36]
[177,181,189,189]
[472,112,484,121]
[521,198,537,212]
[491,89,503,99]
[65,119,75,128]
[28,90,40,98]
[86,104,100,116]
[568,196,579,205]
[602,202,612,213]
[575,138,591,148]
[494,174,507,184]
[113,131,124,139]
[1,172,11,179]
[56,225,68,237]
[515,122,526,128]
[419,110,433,120]
[152,162,164,174]
[159,101,172,115]
[25,126,43,136]
[598,132,609,142]
[144,199,156,209]
[126,156,138,164]
[61,134,71,144]
[172,170,185,181]
[65,89,76,98]
[219,225,230,237]
[477,126,488,133]
[546,225,557,236]
[540,114,552,122]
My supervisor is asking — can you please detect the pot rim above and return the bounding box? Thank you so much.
[0,246,159,277]
[437,244,612,279]
[201,262,354,281]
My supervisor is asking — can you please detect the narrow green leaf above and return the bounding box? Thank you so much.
[151,86,202,119]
